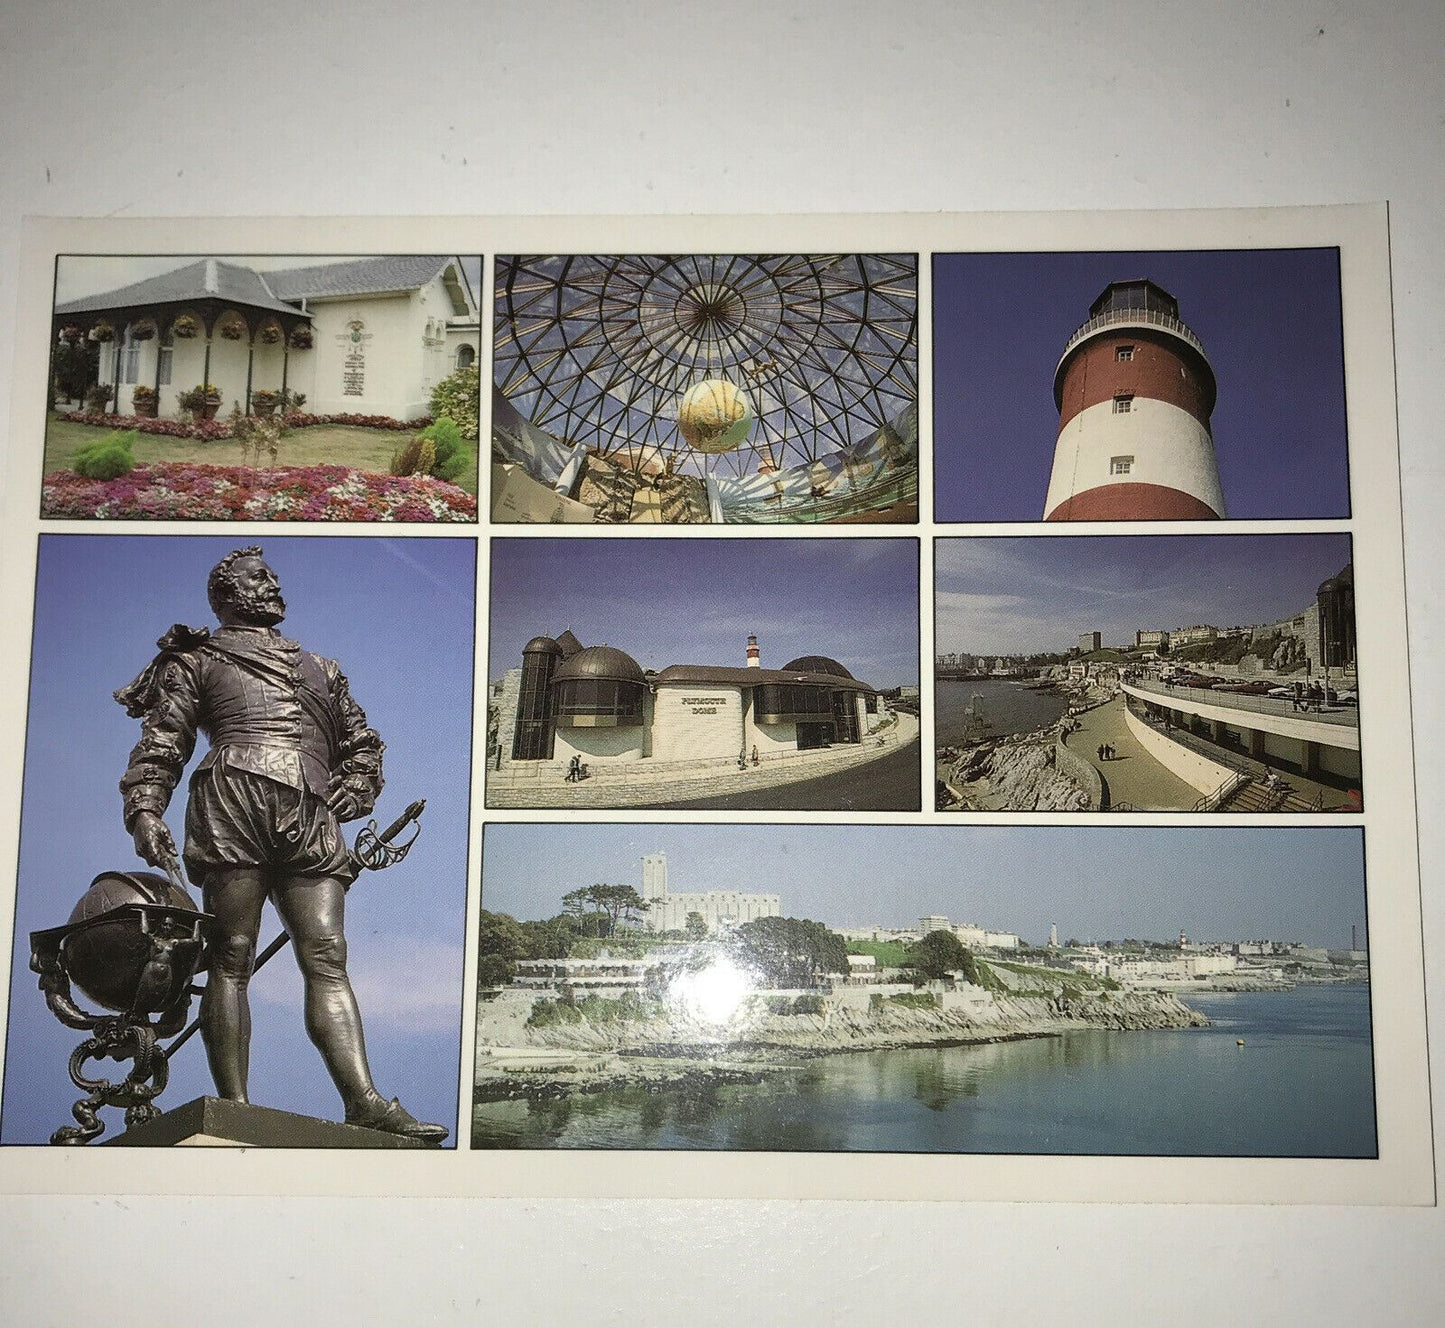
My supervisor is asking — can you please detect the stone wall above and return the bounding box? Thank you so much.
[1055,730,1106,809]
[1123,702,1235,797]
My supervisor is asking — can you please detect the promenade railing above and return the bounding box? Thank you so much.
[1127,677,1358,729]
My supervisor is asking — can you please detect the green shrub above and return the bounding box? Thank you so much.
[421,416,470,482]
[765,993,824,1016]
[390,436,437,477]
[868,992,885,1015]
[73,429,137,480]
[525,999,582,1029]
[391,417,473,483]
[429,365,479,441]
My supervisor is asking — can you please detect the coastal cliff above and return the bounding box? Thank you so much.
[474,985,1209,1102]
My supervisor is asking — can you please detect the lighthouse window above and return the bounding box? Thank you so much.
[1112,394,1134,414]
[1116,345,1135,361]
[1110,455,1134,475]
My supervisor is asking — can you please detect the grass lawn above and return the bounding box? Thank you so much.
[847,939,911,967]
[43,415,479,496]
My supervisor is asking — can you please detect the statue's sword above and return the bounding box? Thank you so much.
[162,799,426,1062]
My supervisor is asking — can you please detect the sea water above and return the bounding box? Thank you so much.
[936,678,1071,747]
[472,986,1376,1157]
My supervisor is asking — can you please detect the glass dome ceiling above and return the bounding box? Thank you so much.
[494,253,918,478]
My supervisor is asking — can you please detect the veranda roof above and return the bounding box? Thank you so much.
[54,259,301,319]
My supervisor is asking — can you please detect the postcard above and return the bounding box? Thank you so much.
[0,207,1429,1204]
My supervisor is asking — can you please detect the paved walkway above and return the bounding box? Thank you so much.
[487,713,919,809]
[659,739,920,810]
[1067,696,1200,811]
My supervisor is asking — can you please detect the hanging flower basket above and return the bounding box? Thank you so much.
[130,322,156,342]
[171,315,200,340]
[259,326,282,345]
[218,321,245,341]
[91,323,114,344]
[288,327,313,350]
[59,325,81,344]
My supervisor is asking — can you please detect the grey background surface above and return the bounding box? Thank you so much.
[1,1,1442,1322]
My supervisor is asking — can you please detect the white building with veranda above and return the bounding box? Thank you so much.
[640,851,781,935]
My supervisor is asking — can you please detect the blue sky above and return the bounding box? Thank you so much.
[489,538,921,688]
[482,824,1367,951]
[1,535,475,1146]
[936,533,1353,655]
[933,248,1350,521]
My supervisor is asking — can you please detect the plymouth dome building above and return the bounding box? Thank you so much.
[494,631,887,771]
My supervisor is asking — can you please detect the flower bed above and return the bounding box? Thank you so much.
[55,409,432,439]
[42,462,477,522]
[58,411,235,440]
[281,411,431,431]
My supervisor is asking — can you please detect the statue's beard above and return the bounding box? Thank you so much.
[226,589,287,626]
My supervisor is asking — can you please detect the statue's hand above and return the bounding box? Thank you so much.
[326,776,370,823]
[131,811,178,869]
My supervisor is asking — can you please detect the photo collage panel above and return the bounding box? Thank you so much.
[0,211,1427,1204]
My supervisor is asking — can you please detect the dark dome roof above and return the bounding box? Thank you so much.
[781,655,854,679]
[523,635,563,655]
[553,645,646,685]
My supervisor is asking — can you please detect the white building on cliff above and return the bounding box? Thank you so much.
[640,851,781,935]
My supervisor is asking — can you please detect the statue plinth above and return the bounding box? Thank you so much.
[105,1096,434,1149]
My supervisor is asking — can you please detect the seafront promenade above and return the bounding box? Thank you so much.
[1067,697,1199,810]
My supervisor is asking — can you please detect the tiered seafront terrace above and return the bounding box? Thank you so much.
[1119,677,1361,810]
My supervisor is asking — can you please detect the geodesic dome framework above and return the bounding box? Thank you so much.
[494,253,918,481]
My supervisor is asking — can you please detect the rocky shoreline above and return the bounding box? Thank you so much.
[474,989,1210,1105]
[938,729,1090,811]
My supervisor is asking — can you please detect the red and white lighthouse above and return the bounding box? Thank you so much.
[1044,280,1225,521]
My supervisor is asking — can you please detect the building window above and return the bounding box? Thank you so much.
[455,343,476,369]
[122,335,141,385]
[1110,455,1134,475]
[553,677,645,727]
[157,340,173,386]
[755,682,835,724]
[1112,394,1134,414]
[1116,345,1134,361]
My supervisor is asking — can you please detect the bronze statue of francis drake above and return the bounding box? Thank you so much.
[113,546,447,1143]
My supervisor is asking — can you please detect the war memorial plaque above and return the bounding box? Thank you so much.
[0,207,1431,1206]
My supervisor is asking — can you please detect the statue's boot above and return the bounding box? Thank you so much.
[345,1091,449,1145]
